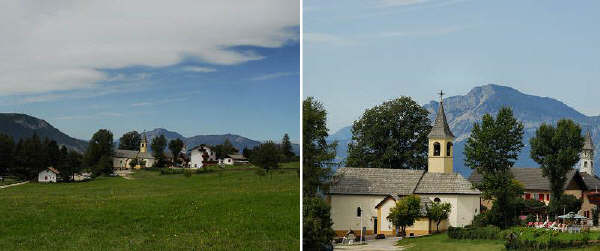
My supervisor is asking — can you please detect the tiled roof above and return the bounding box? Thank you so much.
[468,167,577,191]
[330,168,425,195]
[228,154,247,160]
[428,100,455,139]
[47,167,60,174]
[580,172,600,191]
[414,172,480,194]
[330,167,479,195]
[113,149,154,159]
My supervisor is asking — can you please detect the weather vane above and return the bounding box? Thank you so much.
[439,90,445,102]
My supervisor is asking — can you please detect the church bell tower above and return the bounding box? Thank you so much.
[140,132,148,153]
[581,131,594,176]
[427,91,455,174]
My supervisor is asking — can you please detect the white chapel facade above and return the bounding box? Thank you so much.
[327,92,481,237]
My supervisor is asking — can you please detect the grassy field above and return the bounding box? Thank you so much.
[397,233,600,251]
[0,162,299,250]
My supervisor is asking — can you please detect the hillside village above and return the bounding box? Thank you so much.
[0,123,298,184]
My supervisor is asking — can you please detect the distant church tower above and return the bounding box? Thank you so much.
[428,91,455,174]
[581,131,594,176]
[140,132,148,153]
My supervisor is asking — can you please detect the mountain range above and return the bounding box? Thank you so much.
[0,113,88,152]
[0,114,299,155]
[329,84,600,177]
[129,128,299,155]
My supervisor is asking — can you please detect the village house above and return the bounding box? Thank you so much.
[38,167,60,183]
[190,145,217,168]
[113,133,155,169]
[469,131,600,219]
[327,95,481,237]
[220,154,249,165]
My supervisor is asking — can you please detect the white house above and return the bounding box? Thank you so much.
[219,154,248,165]
[190,145,217,168]
[38,167,60,183]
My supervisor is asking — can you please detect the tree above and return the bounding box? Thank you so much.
[387,195,422,237]
[119,131,141,151]
[151,135,168,167]
[214,139,238,159]
[555,194,582,215]
[347,97,431,169]
[46,140,61,168]
[66,150,83,180]
[303,197,335,251]
[251,141,281,177]
[530,119,584,214]
[303,97,337,198]
[464,107,525,228]
[85,129,114,176]
[168,138,184,164]
[242,147,253,159]
[129,158,138,169]
[426,201,451,233]
[280,133,295,161]
[0,133,14,175]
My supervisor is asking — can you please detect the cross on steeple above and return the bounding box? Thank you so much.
[439,90,445,102]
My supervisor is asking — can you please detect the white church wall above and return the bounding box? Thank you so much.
[329,194,384,234]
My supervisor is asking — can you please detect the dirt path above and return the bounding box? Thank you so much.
[122,176,134,180]
[0,181,30,189]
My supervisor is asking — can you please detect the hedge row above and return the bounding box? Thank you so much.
[447,226,501,240]
[449,226,600,250]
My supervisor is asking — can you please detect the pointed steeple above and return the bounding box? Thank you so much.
[584,131,594,150]
[428,90,455,139]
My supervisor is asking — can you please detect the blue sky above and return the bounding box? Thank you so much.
[304,0,600,133]
[1,1,299,142]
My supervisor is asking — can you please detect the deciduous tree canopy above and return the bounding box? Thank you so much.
[347,97,431,169]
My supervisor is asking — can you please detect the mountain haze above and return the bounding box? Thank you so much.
[330,84,600,176]
[0,113,88,152]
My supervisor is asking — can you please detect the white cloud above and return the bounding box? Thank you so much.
[251,72,298,81]
[0,0,299,95]
[182,66,218,73]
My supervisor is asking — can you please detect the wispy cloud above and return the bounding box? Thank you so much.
[182,66,218,73]
[380,25,469,38]
[304,33,356,46]
[55,112,124,120]
[130,96,189,107]
[250,72,298,81]
[131,102,153,107]
[379,0,428,6]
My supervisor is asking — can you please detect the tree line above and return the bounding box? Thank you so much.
[0,133,83,181]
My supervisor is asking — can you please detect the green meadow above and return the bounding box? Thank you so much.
[0,163,300,250]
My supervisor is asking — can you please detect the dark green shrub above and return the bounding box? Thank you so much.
[448,226,500,240]
[160,168,183,175]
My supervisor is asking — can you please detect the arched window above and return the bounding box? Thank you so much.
[434,198,441,203]
[585,161,588,167]
[447,142,453,156]
[356,207,362,217]
[433,142,441,156]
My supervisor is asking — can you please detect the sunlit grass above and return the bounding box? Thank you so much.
[0,165,299,250]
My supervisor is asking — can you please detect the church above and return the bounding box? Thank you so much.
[327,94,481,237]
[113,133,156,169]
